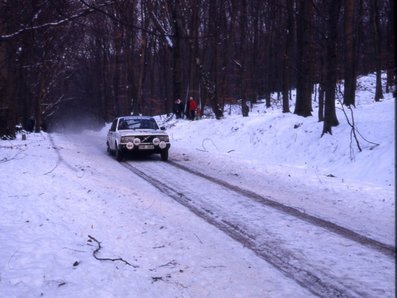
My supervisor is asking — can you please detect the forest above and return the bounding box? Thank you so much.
[0,0,395,138]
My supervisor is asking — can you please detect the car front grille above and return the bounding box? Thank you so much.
[136,135,156,143]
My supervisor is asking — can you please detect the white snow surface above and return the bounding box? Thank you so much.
[0,73,395,297]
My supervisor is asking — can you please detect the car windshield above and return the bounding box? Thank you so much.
[118,118,159,130]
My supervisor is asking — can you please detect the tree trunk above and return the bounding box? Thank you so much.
[133,2,148,116]
[386,0,395,95]
[371,0,384,102]
[282,0,294,113]
[189,0,200,102]
[295,0,313,117]
[206,0,223,119]
[322,0,341,136]
[0,41,16,138]
[239,0,249,117]
[343,0,357,107]
[169,0,183,107]
[34,79,44,133]
[318,83,325,122]
[133,38,147,116]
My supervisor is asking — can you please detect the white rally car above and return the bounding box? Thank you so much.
[106,116,171,161]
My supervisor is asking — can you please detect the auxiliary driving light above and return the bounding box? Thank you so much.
[133,138,141,146]
[153,138,160,146]
[159,141,167,149]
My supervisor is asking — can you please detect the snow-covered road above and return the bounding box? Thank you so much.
[0,127,395,297]
[120,153,394,297]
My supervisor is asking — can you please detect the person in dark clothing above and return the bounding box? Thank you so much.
[174,99,183,119]
[178,99,185,118]
[26,116,35,132]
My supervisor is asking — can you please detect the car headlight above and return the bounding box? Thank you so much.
[152,137,160,146]
[133,138,141,146]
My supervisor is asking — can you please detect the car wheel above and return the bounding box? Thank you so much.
[107,143,113,155]
[160,150,168,161]
[115,143,123,161]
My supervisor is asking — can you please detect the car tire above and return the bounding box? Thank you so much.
[107,143,113,155]
[160,150,168,161]
[115,143,123,161]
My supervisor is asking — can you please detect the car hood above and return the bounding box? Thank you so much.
[118,129,168,136]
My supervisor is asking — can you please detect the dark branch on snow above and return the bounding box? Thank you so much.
[87,235,138,268]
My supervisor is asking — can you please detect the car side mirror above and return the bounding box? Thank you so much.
[160,126,166,130]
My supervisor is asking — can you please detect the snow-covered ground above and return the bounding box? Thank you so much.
[0,73,395,297]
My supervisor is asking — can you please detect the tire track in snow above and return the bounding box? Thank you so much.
[121,161,390,298]
[168,161,395,258]
[45,133,82,175]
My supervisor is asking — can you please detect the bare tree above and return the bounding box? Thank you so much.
[133,0,148,116]
[294,0,313,117]
[322,0,341,136]
[370,0,384,101]
[385,0,395,95]
[281,0,295,113]
[343,0,357,107]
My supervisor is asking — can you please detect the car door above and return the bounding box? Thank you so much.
[107,119,118,150]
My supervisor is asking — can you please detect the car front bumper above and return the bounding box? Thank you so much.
[118,143,170,154]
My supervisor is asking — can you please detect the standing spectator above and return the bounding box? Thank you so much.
[188,97,197,120]
[178,99,185,119]
[26,116,35,132]
[174,98,183,118]
[195,106,201,120]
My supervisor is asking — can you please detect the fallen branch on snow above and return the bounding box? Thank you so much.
[87,235,138,268]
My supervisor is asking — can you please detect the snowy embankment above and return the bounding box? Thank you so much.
[166,74,394,189]
[160,74,395,247]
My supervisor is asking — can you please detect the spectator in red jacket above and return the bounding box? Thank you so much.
[188,97,197,120]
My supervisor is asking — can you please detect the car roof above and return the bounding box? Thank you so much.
[117,116,155,121]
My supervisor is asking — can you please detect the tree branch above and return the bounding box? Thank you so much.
[87,235,138,268]
[336,87,380,158]
[0,2,112,42]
